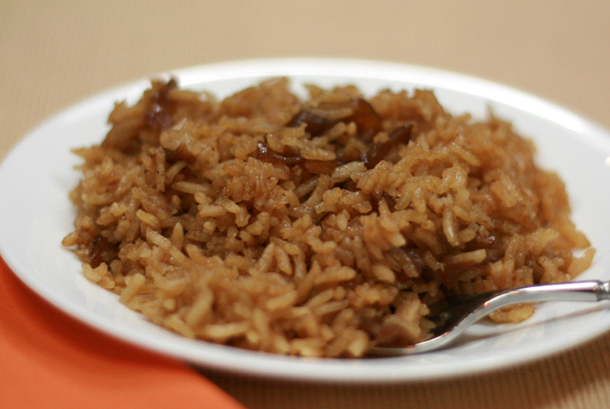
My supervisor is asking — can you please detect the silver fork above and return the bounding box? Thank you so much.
[369,280,610,356]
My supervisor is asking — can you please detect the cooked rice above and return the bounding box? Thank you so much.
[62,77,595,358]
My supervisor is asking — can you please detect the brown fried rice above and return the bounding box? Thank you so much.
[62,77,595,358]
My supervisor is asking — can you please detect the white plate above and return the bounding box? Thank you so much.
[1,58,610,383]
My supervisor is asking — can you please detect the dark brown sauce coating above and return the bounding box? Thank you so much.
[145,78,177,133]
[256,142,341,175]
[286,110,339,137]
[259,99,411,173]
[362,125,413,169]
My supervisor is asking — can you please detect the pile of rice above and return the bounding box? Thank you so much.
[62,77,595,358]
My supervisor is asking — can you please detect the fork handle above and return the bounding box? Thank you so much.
[503,280,610,303]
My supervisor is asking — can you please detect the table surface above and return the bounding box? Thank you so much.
[2,1,610,408]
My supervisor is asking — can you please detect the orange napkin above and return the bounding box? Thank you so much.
[0,256,247,409]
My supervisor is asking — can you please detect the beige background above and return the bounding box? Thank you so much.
[2,1,610,408]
